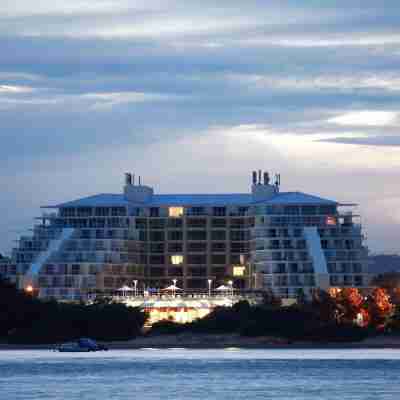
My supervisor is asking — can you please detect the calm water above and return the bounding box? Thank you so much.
[1,349,400,399]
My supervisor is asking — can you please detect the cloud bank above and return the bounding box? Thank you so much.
[0,0,399,254]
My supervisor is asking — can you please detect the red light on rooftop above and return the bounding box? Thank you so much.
[326,216,336,226]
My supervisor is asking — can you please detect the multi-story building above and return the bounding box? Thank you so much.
[9,171,369,300]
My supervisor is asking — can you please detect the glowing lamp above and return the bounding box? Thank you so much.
[25,285,34,293]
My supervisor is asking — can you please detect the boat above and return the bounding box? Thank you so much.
[55,338,108,352]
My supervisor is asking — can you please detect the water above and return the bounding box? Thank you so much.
[1,349,400,399]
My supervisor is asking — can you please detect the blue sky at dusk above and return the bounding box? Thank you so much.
[1,1,399,254]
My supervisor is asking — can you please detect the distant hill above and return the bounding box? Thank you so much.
[368,254,400,274]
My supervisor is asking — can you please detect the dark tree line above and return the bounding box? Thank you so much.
[0,278,147,344]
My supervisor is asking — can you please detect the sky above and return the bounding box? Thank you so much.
[0,0,399,255]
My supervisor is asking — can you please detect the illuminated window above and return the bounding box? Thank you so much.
[326,216,337,226]
[233,266,246,277]
[171,255,184,265]
[169,207,184,218]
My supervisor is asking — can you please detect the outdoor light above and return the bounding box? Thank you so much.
[228,280,233,297]
[25,285,34,294]
[208,279,212,297]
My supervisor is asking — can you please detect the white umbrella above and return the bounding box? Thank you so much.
[216,285,230,291]
[117,285,134,292]
[161,284,182,291]
[117,285,134,296]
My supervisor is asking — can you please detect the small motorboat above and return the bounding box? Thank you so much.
[55,338,108,352]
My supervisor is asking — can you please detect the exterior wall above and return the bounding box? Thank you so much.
[12,208,144,300]
[135,206,250,290]
[7,175,370,301]
[251,205,369,298]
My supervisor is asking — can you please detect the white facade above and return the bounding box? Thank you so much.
[4,171,369,300]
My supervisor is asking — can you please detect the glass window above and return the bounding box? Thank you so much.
[233,266,246,276]
[169,207,184,218]
[171,255,183,265]
[213,207,226,216]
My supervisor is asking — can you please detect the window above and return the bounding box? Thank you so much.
[71,264,81,275]
[301,206,316,215]
[150,219,165,229]
[150,207,159,217]
[168,243,183,252]
[233,266,245,276]
[212,218,226,228]
[187,218,206,228]
[150,243,164,253]
[95,207,109,216]
[169,267,183,276]
[230,230,248,241]
[189,267,207,277]
[187,254,206,264]
[213,207,226,216]
[211,254,226,264]
[188,207,205,216]
[168,231,183,241]
[171,255,183,265]
[211,230,226,240]
[111,207,126,216]
[149,255,165,264]
[187,242,207,252]
[187,231,207,240]
[212,242,226,252]
[326,216,337,226]
[149,231,164,241]
[169,207,184,218]
[168,218,183,228]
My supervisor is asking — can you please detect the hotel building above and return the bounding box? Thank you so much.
[5,171,369,300]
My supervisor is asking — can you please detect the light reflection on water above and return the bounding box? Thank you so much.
[0,349,400,399]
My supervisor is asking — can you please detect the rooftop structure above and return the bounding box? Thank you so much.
[7,171,370,301]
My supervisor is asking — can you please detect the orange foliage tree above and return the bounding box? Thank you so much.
[337,288,365,324]
[367,288,393,329]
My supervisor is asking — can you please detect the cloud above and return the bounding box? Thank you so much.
[1,1,400,254]
[318,135,400,147]
[0,84,34,93]
[327,111,399,127]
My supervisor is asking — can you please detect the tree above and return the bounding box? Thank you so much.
[262,290,282,307]
[366,287,393,329]
[337,288,364,324]
[312,289,338,323]
[372,273,400,305]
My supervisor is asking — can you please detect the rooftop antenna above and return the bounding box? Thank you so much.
[263,171,270,185]
[125,172,132,185]
[275,173,280,187]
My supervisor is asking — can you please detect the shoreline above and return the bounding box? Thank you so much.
[2,333,400,350]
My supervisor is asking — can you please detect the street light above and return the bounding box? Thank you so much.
[208,279,212,297]
[228,280,233,297]
[173,279,177,298]
[133,280,138,297]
